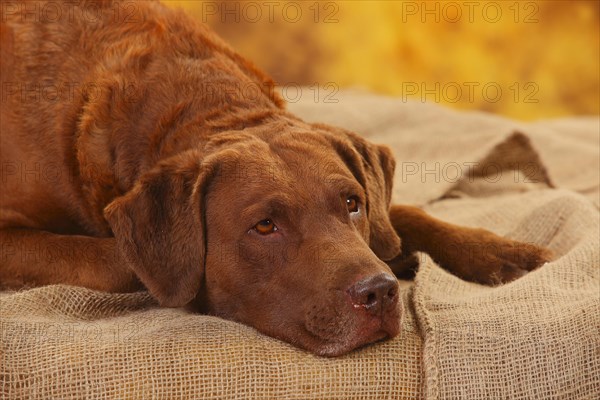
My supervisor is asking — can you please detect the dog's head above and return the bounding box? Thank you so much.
[104,121,402,356]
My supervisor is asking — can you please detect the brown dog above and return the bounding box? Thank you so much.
[0,0,551,356]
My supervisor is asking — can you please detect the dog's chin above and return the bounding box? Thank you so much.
[311,330,392,357]
[296,315,402,357]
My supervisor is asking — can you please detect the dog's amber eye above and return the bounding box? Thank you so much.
[254,219,277,235]
[346,196,359,213]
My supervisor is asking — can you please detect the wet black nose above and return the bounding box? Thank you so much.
[348,273,399,316]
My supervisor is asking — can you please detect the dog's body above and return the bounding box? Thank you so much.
[0,0,550,356]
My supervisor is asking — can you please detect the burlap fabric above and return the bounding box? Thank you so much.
[1,90,599,399]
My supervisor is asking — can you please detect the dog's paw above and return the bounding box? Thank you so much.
[445,230,553,285]
[483,240,553,284]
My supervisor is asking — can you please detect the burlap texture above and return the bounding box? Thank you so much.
[1,91,599,399]
[416,189,600,400]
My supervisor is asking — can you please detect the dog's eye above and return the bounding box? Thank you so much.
[346,196,360,213]
[254,219,277,235]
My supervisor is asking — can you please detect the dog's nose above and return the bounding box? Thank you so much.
[348,273,399,315]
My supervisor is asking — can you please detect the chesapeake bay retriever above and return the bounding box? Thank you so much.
[0,0,551,356]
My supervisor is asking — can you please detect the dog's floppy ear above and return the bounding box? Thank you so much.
[104,150,213,307]
[316,124,402,261]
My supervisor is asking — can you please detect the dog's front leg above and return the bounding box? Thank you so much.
[0,228,141,292]
[387,205,552,284]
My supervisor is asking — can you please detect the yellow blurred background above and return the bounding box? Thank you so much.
[165,1,599,120]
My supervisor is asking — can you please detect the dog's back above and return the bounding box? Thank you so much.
[0,0,283,235]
